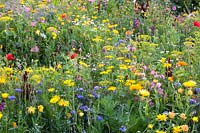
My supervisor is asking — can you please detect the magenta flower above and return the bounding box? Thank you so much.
[30,21,37,27]
[31,46,39,53]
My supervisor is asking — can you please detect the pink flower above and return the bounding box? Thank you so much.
[30,21,37,27]
[24,7,31,12]
[88,0,95,2]
[31,46,39,53]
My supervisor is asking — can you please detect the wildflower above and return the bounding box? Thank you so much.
[0,112,3,119]
[156,130,166,133]
[1,93,9,99]
[80,106,90,112]
[96,115,103,121]
[108,86,116,91]
[172,126,182,133]
[63,80,75,87]
[177,88,183,94]
[0,76,6,84]
[30,46,39,53]
[0,16,12,22]
[15,88,22,93]
[68,52,78,59]
[156,114,167,121]
[78,111,84,117]
[70,110,76,115]
[181,125,189,132]
[31,74,41,84]
[183,80,196,88]
[129,84,143,91]
[139,89,150,97]
[169,112,176,119]
[30,21,37,27]
[189,99,196,104]
[176,61,187,67]
[13,122,17,128]
[171,5,176,11]
[27,106,36,114]
[38,105,44,112]
[194,21,200,28]
[6,53,14,60]
[148,124,153,129]
[8,96,16,101]
[119,126,127,132]
[188,90,193,96]
[50,95,60,104]
[133,18,140,29]
[179,113,187,120]
[192,116,198,122]
[196,88,200,93]
[58,99,69,107]
[0,102,5,111]
[77,95,84,99]
[48,88,55,92]
[61,13,67,19]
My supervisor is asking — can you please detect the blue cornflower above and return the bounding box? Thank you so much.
[119,126,127,132]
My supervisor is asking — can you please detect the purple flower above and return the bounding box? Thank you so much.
[172,5,176,11]
[36,90,43,94]
[77,95,84,99]
[96,115,103,121]
[189,99,196,104]
[31,45,39,53]
[70,110,76,115]
[133,18,140,29]
[31,21,37,27]
[119,126,127,132]
[94,86,99,91]
[0,102,5,111]
[77,88,84,92]
[195,88,200,93]
[15,88,22,93]
[8,96,16,101]
[80,105,90,112]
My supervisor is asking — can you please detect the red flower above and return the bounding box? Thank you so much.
[194,21,200,28]
[6,53,14,60]
[68,52,78,59]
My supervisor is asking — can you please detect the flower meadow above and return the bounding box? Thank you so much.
[0,0,200,132]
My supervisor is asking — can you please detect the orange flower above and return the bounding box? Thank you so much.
[61,13,67,19]
[176,61,187,67]
[13,122,17,128]
[125,30,133,35]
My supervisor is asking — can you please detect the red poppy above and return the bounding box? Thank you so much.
[6,53,14,60]
[68,52,78,59]
[194,21,200,28]
[61,13,67,19]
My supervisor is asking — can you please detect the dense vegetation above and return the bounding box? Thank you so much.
[0,0,200,132]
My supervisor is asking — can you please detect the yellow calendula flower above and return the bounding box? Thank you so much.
[52,32,57,39]
[119,64,128,70]
[31,74,41,84]
[48,88,55,92]
[125,80,136,86]
[0,16,12,22]
[183,80,196,88]
[107,86,116,91]
[63,79,75,87]
[172,126,182,133]
[38,105,44,113]
[139,89,150,97]
[27,106,36,114]
[192,116,198,122]
[148,124,153,129]
[0,112,3,119]
[1,93,9,99]
[130,84,143,91]
[58,99,70,107]
[0,76,7,84]
[50,95,60,104]
[156,114,167,121]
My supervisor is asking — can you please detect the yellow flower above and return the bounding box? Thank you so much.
[113,29,119,34]
[177,88,183,94]
[183,80,196,88]
[176,61,187,67]
[52,32,57,39]
[58,99,70,107]
[156,114,167,121]
[119,64,128,70]
[139,89,150,97]
[50,95,60,104]
[181,125,189,132]
[125,80,136,86]
[179,113,187,120]
[63,80,75,87]
[107,86,116,91]
[172,126,182,133]
[0,112,3,119]
[188,90,193,96]
[1,93,9,99]
[129,84,143,91]
[169,112,176,119]
[147,124,153,129]
[192,116,198,122]
[156,130,166,133]
[0,4,5,8]
[48,88,55,92]
[79,61,89,68]
[31,74,41,84]
[0,76,6,84]
[27,106,36,114]
[0,16,12,22]
[13,122,17,128]
[38,105,44,113]
[163,63,172,68]
[79,111,84,117]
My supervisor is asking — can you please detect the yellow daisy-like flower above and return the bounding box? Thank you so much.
[27,106,36,114]
[107,86,116,91]
[139,89,150,97]
[48,88,55,92]
[63,80,75,87]
[172,126,182,133]
[38,105,44,113]
[50,95,60,104]
[147,124,153,129]
[192,116,198,122]
[1,93,9,99]
[0,112,3,119]
[58,99,70,107]
[183,80,196,88]
[0,76,7,84]
[156,114,167,121]
[129,84,143,91]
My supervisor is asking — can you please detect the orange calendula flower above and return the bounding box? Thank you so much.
[179,113,187,120]
[181,125,189,132]
[169,112,176,119]
[61,13,67,19]
[13,122,17,128]
[176,61,187,67]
